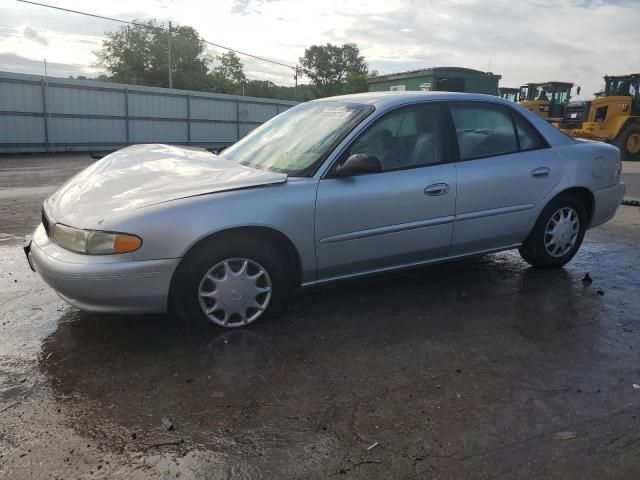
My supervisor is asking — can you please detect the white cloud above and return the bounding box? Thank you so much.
[0,0,637,97]
[23,26,48,47]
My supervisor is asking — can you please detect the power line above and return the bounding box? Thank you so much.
[202,40,296,71]
[15,0,297,70]
[17,0,142,27]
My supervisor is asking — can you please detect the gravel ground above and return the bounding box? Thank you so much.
[0,153,639,479]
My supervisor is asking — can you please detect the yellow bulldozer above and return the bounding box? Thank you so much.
[518,81,576,122]
[559,73,640,161]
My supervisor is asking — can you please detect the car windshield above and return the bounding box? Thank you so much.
[219,101,372,176]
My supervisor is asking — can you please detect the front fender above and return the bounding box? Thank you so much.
[98,178,319,283]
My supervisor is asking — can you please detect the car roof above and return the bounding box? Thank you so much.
[309,91,577,148]
[312,91,517,110]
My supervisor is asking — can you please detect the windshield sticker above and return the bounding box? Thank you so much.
[320,110,350,119]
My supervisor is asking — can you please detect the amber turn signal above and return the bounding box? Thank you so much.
[114,234,142,253]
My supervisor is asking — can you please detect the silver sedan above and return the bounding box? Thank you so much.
[25,92,625,328]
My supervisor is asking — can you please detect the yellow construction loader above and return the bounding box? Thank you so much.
[498,87,519,102]
[518,81,575,122]
[559,73,640,161]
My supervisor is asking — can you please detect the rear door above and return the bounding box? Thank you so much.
[448,102,562,255]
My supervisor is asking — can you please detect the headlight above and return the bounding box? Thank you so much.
[52,224,141,254]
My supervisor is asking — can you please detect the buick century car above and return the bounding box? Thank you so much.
[25,92,625,328]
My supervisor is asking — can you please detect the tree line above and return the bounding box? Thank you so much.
[93,20,374,101]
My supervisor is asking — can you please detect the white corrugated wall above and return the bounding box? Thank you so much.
[0,71,297,153]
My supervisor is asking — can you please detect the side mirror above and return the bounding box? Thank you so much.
[335,154,382,177]
[576,86,581,96]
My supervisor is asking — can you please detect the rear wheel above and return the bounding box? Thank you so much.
[518,195,587,268]
[613,121,640,162]
[171,236,292,328]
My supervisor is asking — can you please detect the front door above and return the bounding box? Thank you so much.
[315,102,457,281]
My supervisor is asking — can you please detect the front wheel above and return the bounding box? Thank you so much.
[171,237,292,328]
[518,195,587,268]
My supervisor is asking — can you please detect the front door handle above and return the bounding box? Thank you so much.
[424,183,449,196]
[531,167,551,178]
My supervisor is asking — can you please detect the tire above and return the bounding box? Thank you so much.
[518,194,587,268]
[170,236,292,328]
[613,121,640,162]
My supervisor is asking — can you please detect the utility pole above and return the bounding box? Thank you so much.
[168,21,173,89]
[43,58,48,76]
[294,65,299,101]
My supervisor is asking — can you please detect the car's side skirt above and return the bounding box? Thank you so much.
[301,243,522,288]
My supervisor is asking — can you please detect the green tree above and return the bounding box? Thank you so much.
[344,70,369,95]
[208,52,248,94]
[299,43,369,97]
[244,79,277,98]
[214,52,247,85]
[243,81,316,101]
[95,20,210,90]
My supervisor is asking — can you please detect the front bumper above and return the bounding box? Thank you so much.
[589,182,625,229]
[26,223,180,314]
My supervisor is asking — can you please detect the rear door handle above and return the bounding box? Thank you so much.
[531,167,551,178]
[424,183,449,196]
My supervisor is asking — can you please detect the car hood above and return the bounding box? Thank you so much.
[45,144,287,228]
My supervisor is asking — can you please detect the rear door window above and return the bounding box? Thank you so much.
[513,113,547,151]
[449,103,519,159]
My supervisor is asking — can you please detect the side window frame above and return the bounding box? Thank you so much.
[323,101,451,178]
[444,101,550,162]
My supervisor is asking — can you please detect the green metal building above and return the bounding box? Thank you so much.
[367,67,501,95]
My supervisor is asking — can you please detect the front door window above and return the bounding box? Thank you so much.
[345,103,445,171]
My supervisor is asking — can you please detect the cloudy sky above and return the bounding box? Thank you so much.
[0,0,638,98]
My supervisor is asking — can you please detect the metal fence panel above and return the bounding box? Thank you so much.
[47,86,126,116]
[190,97,236,121]
[129,120,188,143]
[190,122,238,144]
[128,92,187,119]
[239,123,259,138]
[49,117,126,144]
[0,81,43,113]
[0,115,45,144]
[244,102,279,123]
[0,70,297,153]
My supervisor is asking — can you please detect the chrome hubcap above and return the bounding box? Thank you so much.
[544,207,579,258]
[198,258,272,328]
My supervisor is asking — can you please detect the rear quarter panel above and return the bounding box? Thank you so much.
[552,140,622,228]
[554,140,621,192]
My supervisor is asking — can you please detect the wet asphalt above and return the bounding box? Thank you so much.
[0,154,639,479]
[622,161,640,200]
